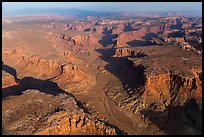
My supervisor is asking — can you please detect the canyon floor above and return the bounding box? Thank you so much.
[2,15,202,135]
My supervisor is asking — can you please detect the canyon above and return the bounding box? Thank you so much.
[2,13,202,135]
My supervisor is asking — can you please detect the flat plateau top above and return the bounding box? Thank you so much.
[130,45,202,77]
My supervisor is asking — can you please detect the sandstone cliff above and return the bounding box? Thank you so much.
[2,48,92,93]
[114,47,147,57]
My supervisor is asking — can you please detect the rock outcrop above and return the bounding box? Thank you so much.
[2,71,17,88]
[48,32,101,57]
[35,111,116,135]
[2,90,117,135]
[72,34,100,46]
[114,47,147,57]
[165,37,202,54]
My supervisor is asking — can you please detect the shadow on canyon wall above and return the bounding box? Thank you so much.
[127,40,153,47]
[2,63,90,114]
[2,76,65,98]
[95,47,146,98]
[98,27,118,47]
[167,31,185,38]
[142,33,158,40]
[169,18,182,30]
[2,63,125,135]
[140,98,202,135]
[127,33,161,47]
[2,62,20,82]
[123,23,134,32]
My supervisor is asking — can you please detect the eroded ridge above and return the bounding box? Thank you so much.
[2,47,93,93]
[2,90,117,135]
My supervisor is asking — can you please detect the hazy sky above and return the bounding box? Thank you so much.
[3,2,202,12]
